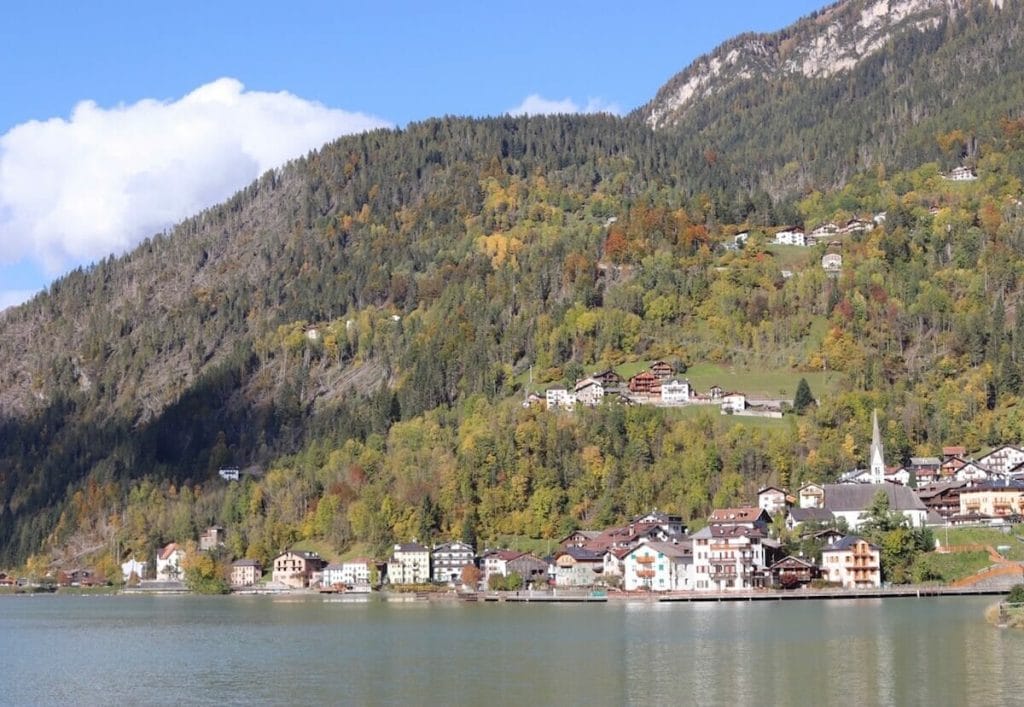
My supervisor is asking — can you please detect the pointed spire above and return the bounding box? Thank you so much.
[870,409,885,484]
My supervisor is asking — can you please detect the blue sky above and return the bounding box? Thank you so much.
[0,1,826,309]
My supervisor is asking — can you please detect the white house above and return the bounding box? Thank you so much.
[690,525,774,591]
[720,393,746,414]
[821,484,927,529]
[324,559,373,588]
[155,543,184,581]
[821,253,842,272]
[623,540,692,592]
[774,227,806,246]
[574,378,605,407]
[976,445,1024,476]
[810,222,839,240]
[660,379,691,405]
[757,486,789,516]
[799,483,825,509]
[388,542,431,585]
[945,166,977,181]
[120,557,147,582]
[218,468,240,481]
[545,388,576,410]
[431,541,476,584]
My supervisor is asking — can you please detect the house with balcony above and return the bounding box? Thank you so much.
[767,555,819,588]
[660,379,691,405]
[272,550,325,589]
[431,541,476,584]
[977,445,1024,476]
[799,483,825,509]
[553,547,605,587]
[821,536,881,588]
[574,378,605,407]
[958,482,1024,519]
[623,540,692,592]
[388,542,431,585]
[545,388,576,410]
[690,524,778,591]
[231,559,262,587]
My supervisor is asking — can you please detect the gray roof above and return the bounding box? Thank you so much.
[825,535,880,552]
[910,457,941,466]
[232,559,261,567]
[787,508,834,523]
[630,540,692,560]
[822,483,926,512]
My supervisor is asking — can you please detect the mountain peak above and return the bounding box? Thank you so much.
[642,0,1001,130]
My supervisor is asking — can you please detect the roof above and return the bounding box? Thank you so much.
[159,543,181,560]
[824,535,880,552]
[324,563,345,571]
[276,550,323,561]
[960,480,1024,493]
[768,555,817,571]
[393,542,429,553]
[556,547,605,562]
[484,550,525,562]
[910,457,941,466]
[232,559,261,567]
[628,541,691,560]
[708,507,769,524]
[787,508,834,523]
[432,541,474,553]
[692,525,766,540]
[757,486,787,495]
[942,446,967,456]
[822,483,926,512]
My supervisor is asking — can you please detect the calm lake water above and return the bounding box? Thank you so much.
[0,594,1021,706]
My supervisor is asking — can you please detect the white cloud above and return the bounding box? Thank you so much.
[0,78,391,274]
[508,94,622,117]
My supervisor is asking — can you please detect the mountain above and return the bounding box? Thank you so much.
[638,0,1023,194]
[4,0,1024,569]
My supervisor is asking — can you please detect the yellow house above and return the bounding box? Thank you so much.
[959,484,1024,518]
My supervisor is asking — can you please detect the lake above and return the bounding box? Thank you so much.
[1,595,1022,705]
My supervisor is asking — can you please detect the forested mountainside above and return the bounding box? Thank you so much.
[639,0,1024,195]
[4,0,1024,571]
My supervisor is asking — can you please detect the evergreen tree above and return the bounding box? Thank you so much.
[793,378,815,415]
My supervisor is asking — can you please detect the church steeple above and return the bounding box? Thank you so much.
[869,409,885,484]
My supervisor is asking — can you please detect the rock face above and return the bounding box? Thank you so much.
[642,0,995,130]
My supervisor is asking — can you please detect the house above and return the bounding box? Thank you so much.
[840,218,872,234]
[387,542,431,585]
[757,486,789,516]
[623,540,692,592]
[573,378,605,407]
[649,361,675,380]
[120,557,147,583]
[810,222,839,240]
[954,461,1000,483]
[199,526,226,551]
[905,457,942,486]
[945,166,977,181]
[660,379,691,405]
[628,371,660,397]
[431,541,476,584]
[629,510,687,538]
[545,388,576,410]
[155,543,185,581]
[976,445,1024,476]
[231,559,262,587]
[785,507,835,530]
[768,556,819,588]
[559,530,603,549]
[958,481,1024,518]
[799,483,825,509]
[706,385,724,399]
[591,369,625,390]
[916,480,969,521]
[720,393,746,414]
[821,536,881,588]
[774,227,806,246]
[553,547,605,587]
[812,527,846,546]
[690,525,777,591]
[218,468,240,481]
[602,547,631,580]
[508,553,551,587]
[821,252,842,273]
[707,507,771,529]
[821,483,928,530]
[272,550,325,589]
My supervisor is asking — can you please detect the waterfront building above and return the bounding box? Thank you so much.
[623,540,692,591]
[388,542,431,585]
[431,541,476,584]
[231,559,262,587]
[821,536,881,588]
[272,550,325,589]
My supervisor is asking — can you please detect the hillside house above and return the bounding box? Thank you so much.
[977,445,1024,476]
[649,361,675,380]
[774,227,806,246]
[545,388,576,410]
[757,486,789,516]
[199,525,226,551]
[574,378,605,407]
[785,507,834,530]
[798,483,825,509]
[945,166,977,181]
[660,379,691,404]
[591,369,625,390]
[628,371,660,397]
[821,252,842,273]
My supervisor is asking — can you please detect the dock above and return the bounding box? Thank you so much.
[657,586,1009,602]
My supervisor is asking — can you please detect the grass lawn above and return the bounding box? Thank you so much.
[673,362,836,400]
[912,551,992,583]
[766,245,816,272]
[662,405,790,429]
[938,526,1024,561]
[290,538,341,563]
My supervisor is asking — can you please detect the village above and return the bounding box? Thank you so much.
[9,409,1024,598]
